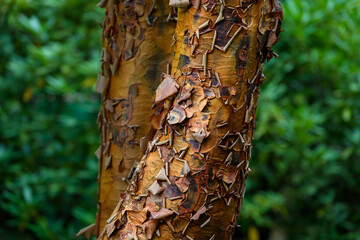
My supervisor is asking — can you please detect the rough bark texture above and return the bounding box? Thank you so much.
[95,0,282,239]
[77,0,177,238]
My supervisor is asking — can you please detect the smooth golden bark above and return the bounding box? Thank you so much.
[96,0,282,239]
[77,0,177,238]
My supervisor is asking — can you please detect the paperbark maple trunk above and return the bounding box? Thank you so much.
[77,0,177,238]
[95,0,282,239]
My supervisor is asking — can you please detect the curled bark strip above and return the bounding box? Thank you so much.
[170,0,191,8]
[96,0,282,239]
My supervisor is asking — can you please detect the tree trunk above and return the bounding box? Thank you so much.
[77,0,177,238]
[96,0,282,239]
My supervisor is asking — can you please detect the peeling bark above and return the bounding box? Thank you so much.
[77,0,177,237]
[94,0,282,239]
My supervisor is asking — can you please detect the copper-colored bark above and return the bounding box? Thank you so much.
[95,0,282,239]
[83,0,282,239]
[77,0,177,237]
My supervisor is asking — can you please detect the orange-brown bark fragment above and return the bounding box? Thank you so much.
[155,74,180,103]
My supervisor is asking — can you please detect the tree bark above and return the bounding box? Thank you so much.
[99,0,282,239]
[96,0,282,239]
[77,0,177,238]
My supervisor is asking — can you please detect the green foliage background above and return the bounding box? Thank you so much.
[0,0,359,239]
